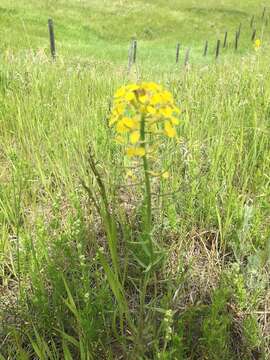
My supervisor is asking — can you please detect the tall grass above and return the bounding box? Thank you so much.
[0,48,269,359]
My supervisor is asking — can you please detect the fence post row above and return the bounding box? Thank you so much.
[48,8,267,66]
[48,18,56,60]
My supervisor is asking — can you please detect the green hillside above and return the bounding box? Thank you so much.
[0,0,268,64]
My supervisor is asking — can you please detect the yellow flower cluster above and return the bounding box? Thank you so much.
[109,82,180,157]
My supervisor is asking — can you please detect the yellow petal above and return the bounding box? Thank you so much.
[162,90,173,102]
[115,86,126,98]
[146,106,157,115]
[151,94,162,105]
[116,120,128,133]
[123,117,138,129]
[130,131,140,144]
[143,82,162,92]
[125,92,135,101]
[126,147,146,157]
[164,121,176,138]
[160,106,173,117]
[113,103,125,115]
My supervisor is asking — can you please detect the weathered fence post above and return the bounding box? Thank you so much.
[48,19,56,60]
[235,30,239,51]
[133,39,137,64]
[223,31,228,48]
[184,48,190,66]
[251,29,256,41]
[215,39,221,60]
[176,43,180,63]
[203,40,208,56]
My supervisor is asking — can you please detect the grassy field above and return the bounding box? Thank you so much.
[1,1,270,359]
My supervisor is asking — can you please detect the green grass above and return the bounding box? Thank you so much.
[0,1,270,359]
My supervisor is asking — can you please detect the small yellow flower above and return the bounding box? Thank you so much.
[164,121,176,138]
[126,147,146,157]
[121,117,138,130]
[150,93,162,105]
[115,87,126,98]
[162,91,173,102]
[125,92,135,101]
[160,107,173,117]
[116,119,128,133]
[146,106,157,115]
[130,131,140,144]
[113,103,125,115]
[254,39,261,50]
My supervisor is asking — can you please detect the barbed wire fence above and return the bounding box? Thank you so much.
[46,6,268,69]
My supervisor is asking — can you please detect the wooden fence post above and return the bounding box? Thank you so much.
[223,31,228,48]
[203,40,208,56]
[133,39,137,64]
[251,29,256,41]
[48,19,56,60]
[215,39,220,59]
[176,43,180,63]
[235,31,239,51]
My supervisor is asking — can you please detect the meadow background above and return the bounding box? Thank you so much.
[0,0,270,359]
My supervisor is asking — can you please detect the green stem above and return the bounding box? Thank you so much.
[140,115,154,263]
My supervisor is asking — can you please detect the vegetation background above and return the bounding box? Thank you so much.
[0,0,269,359]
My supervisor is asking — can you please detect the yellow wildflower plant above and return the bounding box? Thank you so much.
[109,82,180,267]
[109,82,181,158]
